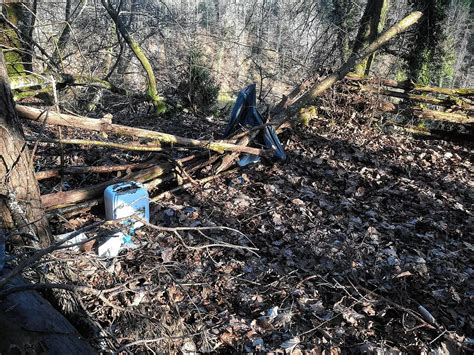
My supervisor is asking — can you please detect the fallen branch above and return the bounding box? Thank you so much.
[356,85,474,112]
[17,105,268,155]
[345,74,474,98]
[41,164,170,209]
[35,162,154,180]
[46,198,102,218]
[29,137,165,152]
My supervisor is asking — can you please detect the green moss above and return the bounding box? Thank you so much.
[395,67,408,82]
[217,91,235,108]
[417,120,427,129]
[1,5,27,76]
[298,106,318,126]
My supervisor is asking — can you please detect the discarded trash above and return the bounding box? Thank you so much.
[224,83,286,166]
[98,231,135,258]
[104,181,150,228]
[227,175,246,187]
[54,232,89,251]
[237,154,261,167]
[266,306,279,320]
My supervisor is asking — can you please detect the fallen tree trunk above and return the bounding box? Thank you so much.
[378,101,474,124]
[410,108,473,124]
[47,199,102,218]
[17,105,266,155]
[28,137,165,152]
[41,164,170,209]
[35,162,154,180]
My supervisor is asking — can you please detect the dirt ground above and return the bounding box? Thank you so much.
[22,103,473,353]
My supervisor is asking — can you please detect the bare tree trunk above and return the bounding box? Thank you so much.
[352,0,390,76]
[0,51,50,247]
[101,0,166,114]
[53,0,88,65]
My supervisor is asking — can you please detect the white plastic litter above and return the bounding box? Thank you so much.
[98,232,125,258]
[54,232,89,251]
[267,306,279,320]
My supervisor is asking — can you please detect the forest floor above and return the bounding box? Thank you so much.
[24,103,473,353]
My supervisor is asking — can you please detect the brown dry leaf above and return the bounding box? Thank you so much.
[291,198,305,206]
[272,212,283,225]
[219,331,236,345]
[168,285,184,303]
[80,239,96,253]
[395,271,413,278]
[362,304,376,316]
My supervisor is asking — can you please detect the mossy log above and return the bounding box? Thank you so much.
[17,105,266,155]
[411,108,473,124]
[13,87,52,101]
[356,85,474,110]
[10,73,132,97]
[345,74,474,97]
[375,100,473,124]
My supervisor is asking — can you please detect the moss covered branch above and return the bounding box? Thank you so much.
[100,0,166,113]
[17,105,268,155]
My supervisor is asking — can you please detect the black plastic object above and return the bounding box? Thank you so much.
[224,84,286,162]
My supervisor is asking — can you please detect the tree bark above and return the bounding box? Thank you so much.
[352,0,390,76]
[0,51,50,246]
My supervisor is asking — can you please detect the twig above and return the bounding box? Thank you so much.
[114,332,203,353]
[0,221,106,288]
[355,285,437,330]
[152,167,238,202]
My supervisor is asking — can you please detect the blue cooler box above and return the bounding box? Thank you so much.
[104,181,150,228]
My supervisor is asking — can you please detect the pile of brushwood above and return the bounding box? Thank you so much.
[5,71,472,353]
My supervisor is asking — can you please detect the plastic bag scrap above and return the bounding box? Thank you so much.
[224,84,286,166]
